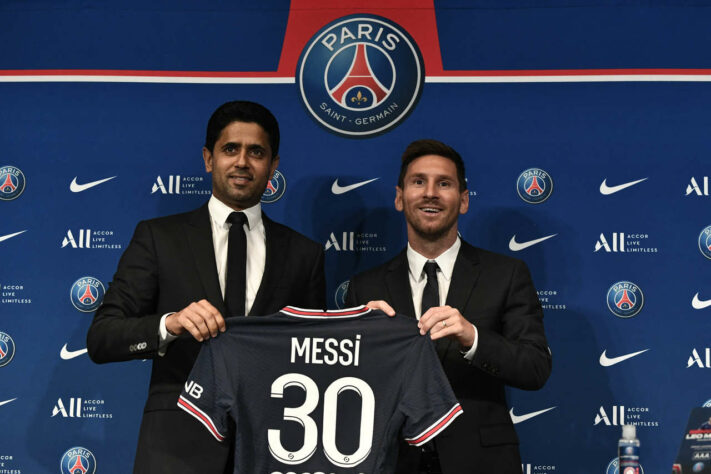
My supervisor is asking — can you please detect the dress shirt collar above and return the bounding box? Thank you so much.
[208,195,262,230]
[407,236,461,283]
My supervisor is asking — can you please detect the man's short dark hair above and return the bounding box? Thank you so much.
[398,139,467,192]
[204,101,280,157]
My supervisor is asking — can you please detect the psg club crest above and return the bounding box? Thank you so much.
[606,281,644,318]
[516,168,553,204]
[605,457,645,474]
[0,331,16,368]
[698,225,711,260]
[0,165,26,201]
[334,280,350,309]
[297,14,425,138]
[61,447,97,474]
[261,169,286,204]
[70,277,106,313]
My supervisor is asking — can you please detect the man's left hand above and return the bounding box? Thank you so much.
[419,305,476,348]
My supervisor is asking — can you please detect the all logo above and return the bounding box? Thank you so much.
[52,397,112,419]
[0,165,26,201]
[70,277,106,312]
[62,229,122,250]
[606,281,644,318]
[522,463,557,474]
[297,14,424,137]
[594,406,658,427]
[687,177,710,196]
[60,447,96,474]
[688,348,711,368]
[516,168,553,204]
[594,233,657,253]
[334,280,349,309]
[606,457,644,474]
[151,175,210,195]
[698,225,711,260]
[261,169,286,204]
[0,331,16,368]
[324,231,386,252]
[53,398,84,418]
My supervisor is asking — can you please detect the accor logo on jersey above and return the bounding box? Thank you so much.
[261,169,286,203]
[61,447,96,474]
[70,277,106,313]
[0,165,26,201]
[297,14,424,137]
[606,281,644,318]
[516,168,553,204]
[698,225,711,259]
[0,331,16,368]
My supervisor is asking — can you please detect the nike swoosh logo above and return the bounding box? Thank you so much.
[599,349,649,367]
[70,176,116,193]
[509,406,557,424]
[599,178,648,195]
[0,230,27,243]
[331,178,379,195]
[509,234,557,251]
[0,398,17,407]
[60,344,88,360]
[692,293,711,309]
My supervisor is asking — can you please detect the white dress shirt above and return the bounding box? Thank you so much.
[407,237,478,359]
[159,195,267,350]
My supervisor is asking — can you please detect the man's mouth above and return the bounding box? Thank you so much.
[419,207,441,214]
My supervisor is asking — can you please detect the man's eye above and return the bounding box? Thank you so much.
[439,181,451,188]
[224,145,237,153]
[249,148,265,157]
[413,178,424,185]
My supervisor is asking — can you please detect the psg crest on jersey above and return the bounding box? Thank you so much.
[261,169,286,204]
[698,225,711,260]
[0,331,16,368]
[606,281,644,318]
[61,447,97,474]
[0,165,26,201]
[70,276,106,313]
[297,14,424,137]
[516,168,553,204]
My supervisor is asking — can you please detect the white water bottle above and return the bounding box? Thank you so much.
[618,424,640,474]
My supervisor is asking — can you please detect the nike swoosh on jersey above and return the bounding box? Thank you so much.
[509,406,557,424]
[599,177,648,195]
[0,398,17,407]
[331,177,379,195]
[0,230,27,243]
[599,349,649,367]
[692,293,711,309]
[69,176,117,192]
[508,234,557,251]
[60,343,88,360]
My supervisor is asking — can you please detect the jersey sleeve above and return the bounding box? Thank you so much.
[177,338,233,442]
[399,336,463,447]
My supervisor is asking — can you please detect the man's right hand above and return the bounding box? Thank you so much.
[165,300,226,342]
[366,300,396,317]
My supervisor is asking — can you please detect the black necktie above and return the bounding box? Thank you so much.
[225,212,248,317]
[421,261,440,316]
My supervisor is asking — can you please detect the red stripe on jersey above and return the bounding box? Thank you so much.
[281,306,370,316]
[406,404,463,446]
[177,397,225,441]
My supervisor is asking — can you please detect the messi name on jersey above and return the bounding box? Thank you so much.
[178,306,462,473]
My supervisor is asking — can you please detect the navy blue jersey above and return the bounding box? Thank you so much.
[178,306,462,473]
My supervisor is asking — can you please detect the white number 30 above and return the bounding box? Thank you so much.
[267,373,375,468]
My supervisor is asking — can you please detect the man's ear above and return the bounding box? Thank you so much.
[394,186,404,212]
[202,147,213,173]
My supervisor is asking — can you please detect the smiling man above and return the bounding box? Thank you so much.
[346,139,552,474]
[87,101,325,474]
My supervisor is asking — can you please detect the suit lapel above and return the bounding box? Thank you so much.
[249,213,286,316]
[385,251,416,318]
[185,203,226,316]
[439,241,481,359]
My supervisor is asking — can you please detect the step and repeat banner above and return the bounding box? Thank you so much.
[2,1,711,473]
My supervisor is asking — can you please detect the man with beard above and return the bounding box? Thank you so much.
[87,101,325,473]
[345,139,551,474]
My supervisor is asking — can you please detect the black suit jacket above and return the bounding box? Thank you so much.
[87,203,325,473]
[345,240,551,474]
